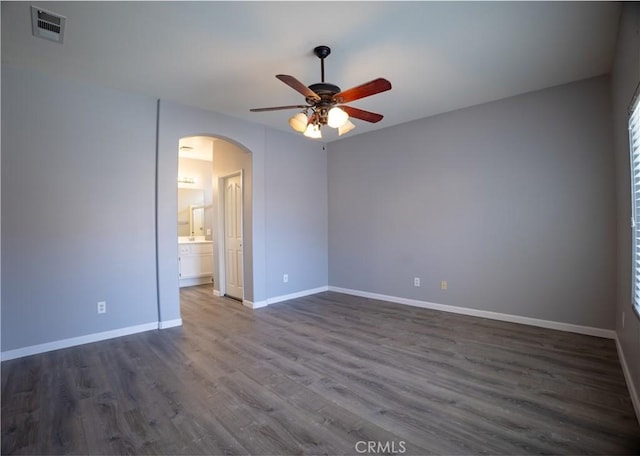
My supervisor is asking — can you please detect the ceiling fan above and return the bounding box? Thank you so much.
[250,45,392,139]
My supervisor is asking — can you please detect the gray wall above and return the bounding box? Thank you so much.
[2,66,330,353]
[156,100,330,316]
[328,76,616,329]
[1,64,159,351]
[156,100,268,316]
[265,129,328,298]
[3,36,621,365]
[612,2,640,409]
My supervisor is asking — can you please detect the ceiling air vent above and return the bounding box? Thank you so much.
[31,6,66,43]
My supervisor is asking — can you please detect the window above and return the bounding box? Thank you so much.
[629,91,640,315]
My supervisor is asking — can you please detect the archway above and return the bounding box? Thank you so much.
[177,134,254,306]
[156,100,268,328]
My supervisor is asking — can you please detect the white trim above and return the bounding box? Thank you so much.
[328,287,616,339]
[1,322,158,361]
[267,286,329,305]
[240,286,330,310]
[213,289,221,297]
[615,334,640,425]
[242,299,268,309]
[179,277,212,288]
[158,318,182,329]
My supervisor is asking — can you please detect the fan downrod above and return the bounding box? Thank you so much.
[309,45,340,101]
[314,45,332,83]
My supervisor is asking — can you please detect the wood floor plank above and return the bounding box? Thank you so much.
[2,285,640,455]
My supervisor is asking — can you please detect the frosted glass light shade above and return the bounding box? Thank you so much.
[338,119,356,136]
[303,123,322,139]
[327,107,349,128]
[288,112,308,132]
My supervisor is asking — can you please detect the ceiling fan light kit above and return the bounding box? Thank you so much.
[327,106,349,128]
[289,112,309,133]
[250,45,391,139]
[303,123,322,139]
[338,119,356,137]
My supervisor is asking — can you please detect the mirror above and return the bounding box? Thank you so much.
[190,205,205,237]
[178,188,205,237]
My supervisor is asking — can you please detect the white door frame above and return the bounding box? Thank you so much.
[217,170,244,300]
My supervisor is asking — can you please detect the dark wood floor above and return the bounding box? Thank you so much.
[2,285,640,455]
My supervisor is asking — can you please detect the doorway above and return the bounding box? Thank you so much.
[175,134,253,308]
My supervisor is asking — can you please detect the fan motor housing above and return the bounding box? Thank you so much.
[307,82,341,105]
[308,82,341,95]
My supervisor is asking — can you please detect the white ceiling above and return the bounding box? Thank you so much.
[179,136,214,162]
[1,1,621,142]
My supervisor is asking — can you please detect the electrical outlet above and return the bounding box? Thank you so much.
[441,280,447,290]
[283,274,288,283]
[414,277,420,287]
[97,301,106,314]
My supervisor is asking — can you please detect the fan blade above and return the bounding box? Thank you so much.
[250,105,308,112]
[333,78,391,103]
[276,75,321,101]
[341,105,384,123]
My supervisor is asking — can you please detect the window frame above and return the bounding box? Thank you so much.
[628,82,640,319]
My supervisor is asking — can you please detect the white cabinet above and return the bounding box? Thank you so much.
[178,242,213,287]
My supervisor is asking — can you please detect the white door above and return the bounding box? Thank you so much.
[224,174,243,300]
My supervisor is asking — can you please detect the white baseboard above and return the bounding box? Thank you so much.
[241,286,329,310]
[267,286,329,306]
[328,286,616,339]
[615,334,640,425]
[158,318,182,329]
[243,299,268,309]
[213,289,221,297]
[179,277,212,288]
[1,322,159,361]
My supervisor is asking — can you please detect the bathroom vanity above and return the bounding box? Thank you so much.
[178,237,213,287]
